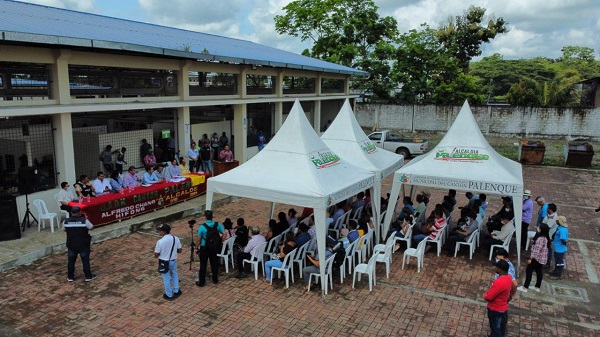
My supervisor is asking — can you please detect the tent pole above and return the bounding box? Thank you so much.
[205,191,214,211]
[313,208,328,296]
[269,202,276,220]
[512,194,523,277]
[382,180,403,238]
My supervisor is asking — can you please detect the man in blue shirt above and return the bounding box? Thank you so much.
[550,216,569,280]
[535,196,548,227]
[142,166,161,184]
[195,210,224,287]
[347,220,360,244]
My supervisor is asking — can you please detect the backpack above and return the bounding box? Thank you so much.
[203,222,222,254]
[332,246,346,272]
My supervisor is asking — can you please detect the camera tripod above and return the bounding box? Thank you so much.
[20,193,38,232]
[188,219,197,270]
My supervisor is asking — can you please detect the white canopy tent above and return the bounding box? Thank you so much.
[382,101,525,269]
[321,99,404,242]
[206,100,376,294]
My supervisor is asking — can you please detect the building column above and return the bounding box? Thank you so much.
[53,113,76,184]
[314,100,322,133]
[50,49,72,104]
[233,104,247,163]
[177,107,190,161]
[274,102,283,133]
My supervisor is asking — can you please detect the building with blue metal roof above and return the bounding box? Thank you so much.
[0,0,363,223]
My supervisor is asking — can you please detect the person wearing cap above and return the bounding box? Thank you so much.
[484,259,516,337]
[521,189,534,249]
[154,224,183,300]
[63,206,95,282]
[549,216,569,280]
[195,210,224,286]
[235,226,266,279]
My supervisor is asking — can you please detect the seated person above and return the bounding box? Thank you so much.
[123,166,140,188]
[331,201,345,225]
[299,207,313,222]
[234,218,249,249]
[295,223,311,247]
[338,228,350,249]
[391,207,414,238]
[168,159,182,178]
[349,192,366,216]
[155,164,167,180]
[303,242,335,291]
[397,196,415,220]
[347,220,360,244]
[109,170,124,191]
[483,214,514,253]
[57,181,75,212]
[487,197,514,232]
[219,145,234,162]
[443,210,479,255]
[178,157,191,175]
[235,226,266,279]
[92,171,111,196]
[142,166,162,184]
[74,174,95,198]
[264,232,296,282]
[412,210,446,247]
[222,218,236,241]
[287,208,298,226]
[264,219,279,241]
[273,212,290,237]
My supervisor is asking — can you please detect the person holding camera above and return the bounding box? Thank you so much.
[155,224,182,301]
[264,232,296,283]
[302,243,334,291]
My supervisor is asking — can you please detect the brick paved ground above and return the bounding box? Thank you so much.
[0,166,599,337]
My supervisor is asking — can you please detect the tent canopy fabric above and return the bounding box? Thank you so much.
[205,99,376,294]
[321,99,404,239]
[382,101,524,269]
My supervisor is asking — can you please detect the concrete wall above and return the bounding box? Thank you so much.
[355,104,600,140]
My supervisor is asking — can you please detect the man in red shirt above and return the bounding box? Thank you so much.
[484,259,515,337]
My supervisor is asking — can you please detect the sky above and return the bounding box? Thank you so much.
[17,0,600,61]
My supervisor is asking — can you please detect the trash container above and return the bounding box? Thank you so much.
[564,142,594,167]
[518,140,545,165]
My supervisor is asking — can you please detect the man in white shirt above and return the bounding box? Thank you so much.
[154,224,182,301]
[91,171,111,196]
[57,182,75,212]
[235,226,266,279]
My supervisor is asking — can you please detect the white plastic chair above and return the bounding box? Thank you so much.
[454,229,479,259]
[340,240,359,283]
[374,231,396,254]
[525,230,537,251]
[359,230,374,262]
[328,214,346,239]
[425,225,446,256]
[271,248,297,288]
[489,229,516,260]
[308,254,336,294]
[53,193,69,222]
[350,206,364,223]
[292,242,309,279]
[299,214,313,226]
[402,238,427,272]
[216,235,236,273]
[352,254,377,291]
[394,224,414,254]
[32,199,59,233]
[374,234,395,278]
[243,242,268,280]
[263,235,281,262]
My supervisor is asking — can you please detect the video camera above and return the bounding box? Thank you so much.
[188,219,197,228]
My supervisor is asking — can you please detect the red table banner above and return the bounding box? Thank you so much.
[69,175,207,227]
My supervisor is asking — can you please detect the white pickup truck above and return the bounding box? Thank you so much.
[367,130,429,158]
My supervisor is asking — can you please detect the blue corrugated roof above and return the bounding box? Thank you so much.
[0,0,366,76]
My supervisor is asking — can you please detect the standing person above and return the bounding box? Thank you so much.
[235,226,266,279]
[99,145,118,173]
[521,190,534,249]
[143,149,157,167]
[535,196,548,227]
[195,210,224,287]
[211,132,220,160]
[542,203,558,268]
[484,260,515,337]
[187,142,199,173]
[518,223,550,293]
[199,143,213,174]
[140,139,152,165]
[219,132,229,153]
[219,145,234,162]
[115,147,127,174]
[257,131,266,151]
[154,224,182,301]
[64,206,96,282]
[549,216,569,280]
[167,135,176,161]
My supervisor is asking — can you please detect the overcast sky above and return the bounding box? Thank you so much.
[20,0,600,60]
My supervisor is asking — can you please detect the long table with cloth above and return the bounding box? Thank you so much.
[69,173,208,227]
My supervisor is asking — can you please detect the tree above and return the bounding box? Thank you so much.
[436,6,508,72]
[274,0,398,99]
[506,79,543,107]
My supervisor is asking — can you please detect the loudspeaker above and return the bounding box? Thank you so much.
[0,195,21,241]
[18,167,39,194]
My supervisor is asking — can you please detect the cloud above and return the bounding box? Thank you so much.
[20,0,95,11]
